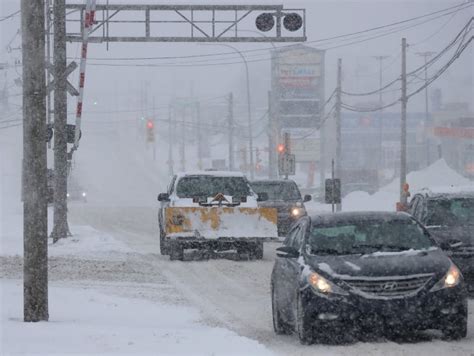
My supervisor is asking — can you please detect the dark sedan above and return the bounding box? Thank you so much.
[271,212,467,344]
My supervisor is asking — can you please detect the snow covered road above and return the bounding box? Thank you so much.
[51,204,474,356]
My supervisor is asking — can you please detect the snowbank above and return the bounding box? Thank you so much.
[1,279,274,356]
[306,159,474,214]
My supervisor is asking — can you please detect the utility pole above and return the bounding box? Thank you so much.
[335,58,342,212]
[51,0,70,242]
[400,38,408,205]
[21,0,49,322]
[373,55,389,170]
[416,51,436,167]
[167,104,174,177]
[196,101,203,170]
[228,93,235,171]
[45,0,52,149]
[268,91,277,178]
[180,105,186,172]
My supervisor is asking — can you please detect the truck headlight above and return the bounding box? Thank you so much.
[430,264,462,292]
[307,272,348,295]
[291,207,304,217]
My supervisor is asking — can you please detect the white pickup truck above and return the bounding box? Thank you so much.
[157,171,278,260]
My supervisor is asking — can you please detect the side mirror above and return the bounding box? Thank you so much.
[303,194,312,202]
[257,192,269,202]
[157,193,170,202]
[276,246,299,258]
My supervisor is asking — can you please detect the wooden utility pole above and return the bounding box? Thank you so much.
[228,93,235,171]
[373,55,389,169]
[335,58,342,212]
[21,0,49,322]
[400,38,408,205]
[168,104,174,176]
[268,90,278,179]
[51,0,70,242]
[196,101,203,170]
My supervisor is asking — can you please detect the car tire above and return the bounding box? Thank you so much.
[296,293,313,345]
[271,284,290,335]
[169,243,184,261]
[253,241,264,260]
[442,317,467,340]
[159,229,169,256]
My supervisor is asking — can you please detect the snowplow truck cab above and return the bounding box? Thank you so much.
[157,171,278,260]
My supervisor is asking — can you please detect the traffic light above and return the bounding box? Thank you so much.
[277,143,285,154]
[146,120,155,142]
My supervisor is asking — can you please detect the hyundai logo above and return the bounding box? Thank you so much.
[382,282,398,291]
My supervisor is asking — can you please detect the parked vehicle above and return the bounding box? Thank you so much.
[271,212,467,344]
[408,187,474,291]
[157,171,278,260]
[250,179,311,236]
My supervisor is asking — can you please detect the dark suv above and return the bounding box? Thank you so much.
[408,188,474,291]
[251,179,311,236]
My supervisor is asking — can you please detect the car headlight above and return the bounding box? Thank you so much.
[82,192,87,197]
[66,193,70,198]
[430,264,462,292]
[307,272,348,296]
[291,207,305,217]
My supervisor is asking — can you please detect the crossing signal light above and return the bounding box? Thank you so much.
[277,143,285,154]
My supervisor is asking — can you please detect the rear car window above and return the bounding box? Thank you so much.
[176,176,251,198]
[250,182,301,201]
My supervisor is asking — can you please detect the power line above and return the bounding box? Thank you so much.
[81,2,470,63]
[0,10,20,22]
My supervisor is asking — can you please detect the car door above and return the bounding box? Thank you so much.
[159,175,176,233]
[275,223,302,324]
[287,217,309,325]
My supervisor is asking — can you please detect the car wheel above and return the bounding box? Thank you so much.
[271,284,290,335]
[442,317,467,340]
[169,243,184,261]
[159,229,169,256]
[296,293,313,345]
[253,241,264,260]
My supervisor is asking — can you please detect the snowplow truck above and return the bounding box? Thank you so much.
[157,171,278,260]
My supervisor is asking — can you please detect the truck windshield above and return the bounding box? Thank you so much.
[250,182,301,201]
[176,176,251,198]
[308,219,433,255]
[426,198,474,226]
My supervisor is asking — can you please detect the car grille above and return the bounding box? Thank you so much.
[452,245,474,257]
[342,274,433,298]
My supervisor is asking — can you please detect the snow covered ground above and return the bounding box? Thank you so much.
[2,123,474,355]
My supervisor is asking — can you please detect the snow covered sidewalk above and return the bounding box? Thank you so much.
[1,279,273,356]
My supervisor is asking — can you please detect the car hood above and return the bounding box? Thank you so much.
[426,225,474,246]
[257,200,301,211]
[305,248,450,280]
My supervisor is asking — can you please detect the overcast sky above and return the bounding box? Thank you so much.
[1,0,473,121]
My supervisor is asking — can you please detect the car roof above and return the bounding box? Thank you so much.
[414,186,474,199]
[250,179,297,185]
[309,211,413,225]
[176,170,246,179]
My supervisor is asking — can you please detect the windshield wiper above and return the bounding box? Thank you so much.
[310,248,351,255]
[353,244,407,252]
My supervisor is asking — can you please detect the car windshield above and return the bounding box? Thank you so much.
[426,198,474,226]
[176,176,251,198]
[250,182,301,201]
[308,219,434,255]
